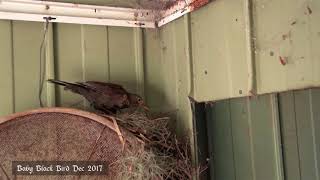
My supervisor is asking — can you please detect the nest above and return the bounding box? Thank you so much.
[101,109,200,180]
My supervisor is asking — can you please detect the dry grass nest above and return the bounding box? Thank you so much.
[101,109,206,180]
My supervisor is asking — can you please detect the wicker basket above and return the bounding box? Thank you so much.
[0,108,142,180]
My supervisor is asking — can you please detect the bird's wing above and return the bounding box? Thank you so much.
[86,81,125,90]
[85,81,128,95]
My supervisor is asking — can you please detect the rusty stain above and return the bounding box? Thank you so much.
[291,21,297,26]
[279,56,287,65]
[164,0,184,9]
[307,6,312,14]
[282,31,291,41]
[165,0,208,11]
[190,0,209,11]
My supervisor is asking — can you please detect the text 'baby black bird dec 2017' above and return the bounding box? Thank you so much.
[47,79,148,114]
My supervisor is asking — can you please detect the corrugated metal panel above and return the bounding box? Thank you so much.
[148,0,320,102]
[190,0,252,102]
[279,89,320,180]
[253,0,320,94]
[144,16,193,133]
[54,24,144,109]
[0,20,14,115]
[204,88,320,180]
[206,95,284,180]
[0,20,144,117]
[0,21,55,114]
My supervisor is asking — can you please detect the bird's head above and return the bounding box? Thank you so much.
[128,94,149,111]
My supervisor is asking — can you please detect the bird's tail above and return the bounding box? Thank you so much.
[47,79,92,95]
[47,79,78,87]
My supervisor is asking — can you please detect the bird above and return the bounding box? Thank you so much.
[47,79,148,114]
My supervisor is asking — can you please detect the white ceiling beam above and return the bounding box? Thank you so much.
[0,0,209,28]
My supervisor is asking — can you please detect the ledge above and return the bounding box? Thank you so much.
[0,0,209,28]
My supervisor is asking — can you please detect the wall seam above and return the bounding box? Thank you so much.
[133,28,145,98]
[80,24,87,108]
[10,20,16,113]
[228,100,237,180]
[293,91,303,180]
[271,94,285,180]
[308,89,319,180]
[106,26,110,81]
[246,97,256,180]
[246,0,257,95]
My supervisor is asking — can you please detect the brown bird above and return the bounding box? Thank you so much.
[47,79,148,114]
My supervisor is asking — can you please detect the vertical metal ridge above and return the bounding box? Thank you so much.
[246,97,257,180]
[171,22,179,109]
[52,23,61,106]
[181,14,194,137]
[106,26,110,81]
[271,94,285,180]
[308,89,320,180]
[183,14,192,97]
[80,24,87,108]
[245,0,257,95]
[228,99,238,180]
[293,91,303,180]
[133,27,145,98]
[10,20,16,113]
[45,23,56,107]
[80,25,86,81]
[185,13,196,99]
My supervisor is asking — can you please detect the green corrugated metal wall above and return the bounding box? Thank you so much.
[0,21,146,115]
[0,0,320,180]
[279,89,320,180]
[0,20,193,134]
[205,89,320,180]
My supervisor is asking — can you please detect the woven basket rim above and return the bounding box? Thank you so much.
[0,107,118,133]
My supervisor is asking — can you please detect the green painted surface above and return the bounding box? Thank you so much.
[253,0,320,94]
[229,98,254,180]
[279,89,320,180]
[0,21,145,114]
[0,20,14,116]
[190,0,251,101]
[206,89,320,180]
[206,101,235,180]
[144,16,193,134]
[0,1,319,179]
[12,21,47,112]
[207,95,284,180]
[278,91,301,180]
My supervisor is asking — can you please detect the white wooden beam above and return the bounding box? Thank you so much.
[0,0,209,28]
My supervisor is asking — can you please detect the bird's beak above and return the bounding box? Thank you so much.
[142,105,149,111]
